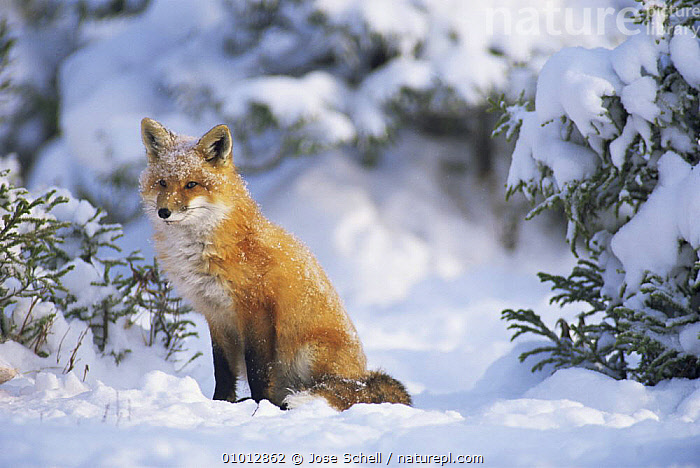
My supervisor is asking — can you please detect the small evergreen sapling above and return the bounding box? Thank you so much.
[0,166,199,369]
[0,169,71,354]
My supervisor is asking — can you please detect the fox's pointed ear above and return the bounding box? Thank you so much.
[196,124,232,165]
[141,118,174,160]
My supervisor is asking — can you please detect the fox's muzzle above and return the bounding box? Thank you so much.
[158,208,171,219]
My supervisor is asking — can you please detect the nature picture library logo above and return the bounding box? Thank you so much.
[487,2,700,38]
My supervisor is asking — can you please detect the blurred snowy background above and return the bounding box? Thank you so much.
[1,0,699,466]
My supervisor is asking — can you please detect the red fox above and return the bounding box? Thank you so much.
[139,118,411,410]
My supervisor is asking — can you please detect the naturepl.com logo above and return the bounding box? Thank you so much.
[485,2,699,38]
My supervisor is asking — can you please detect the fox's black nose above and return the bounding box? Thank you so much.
[158,208,171,219]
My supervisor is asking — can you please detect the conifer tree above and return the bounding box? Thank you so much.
[498,0,700,384]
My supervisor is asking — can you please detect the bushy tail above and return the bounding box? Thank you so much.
[305,371,412,411]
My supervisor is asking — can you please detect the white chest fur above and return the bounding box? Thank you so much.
[154,223,233,322]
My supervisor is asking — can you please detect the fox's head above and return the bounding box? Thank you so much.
[139,118,239,229]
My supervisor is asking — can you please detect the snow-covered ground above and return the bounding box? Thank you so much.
[2,137,700,466]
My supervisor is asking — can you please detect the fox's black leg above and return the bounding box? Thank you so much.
[212,342,236,402]
[244,344,272,403]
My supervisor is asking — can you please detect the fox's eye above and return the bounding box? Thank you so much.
[185,181,198,189]
[158,180,166,187]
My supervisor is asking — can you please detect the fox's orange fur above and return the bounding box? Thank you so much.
[139,118,411,410]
